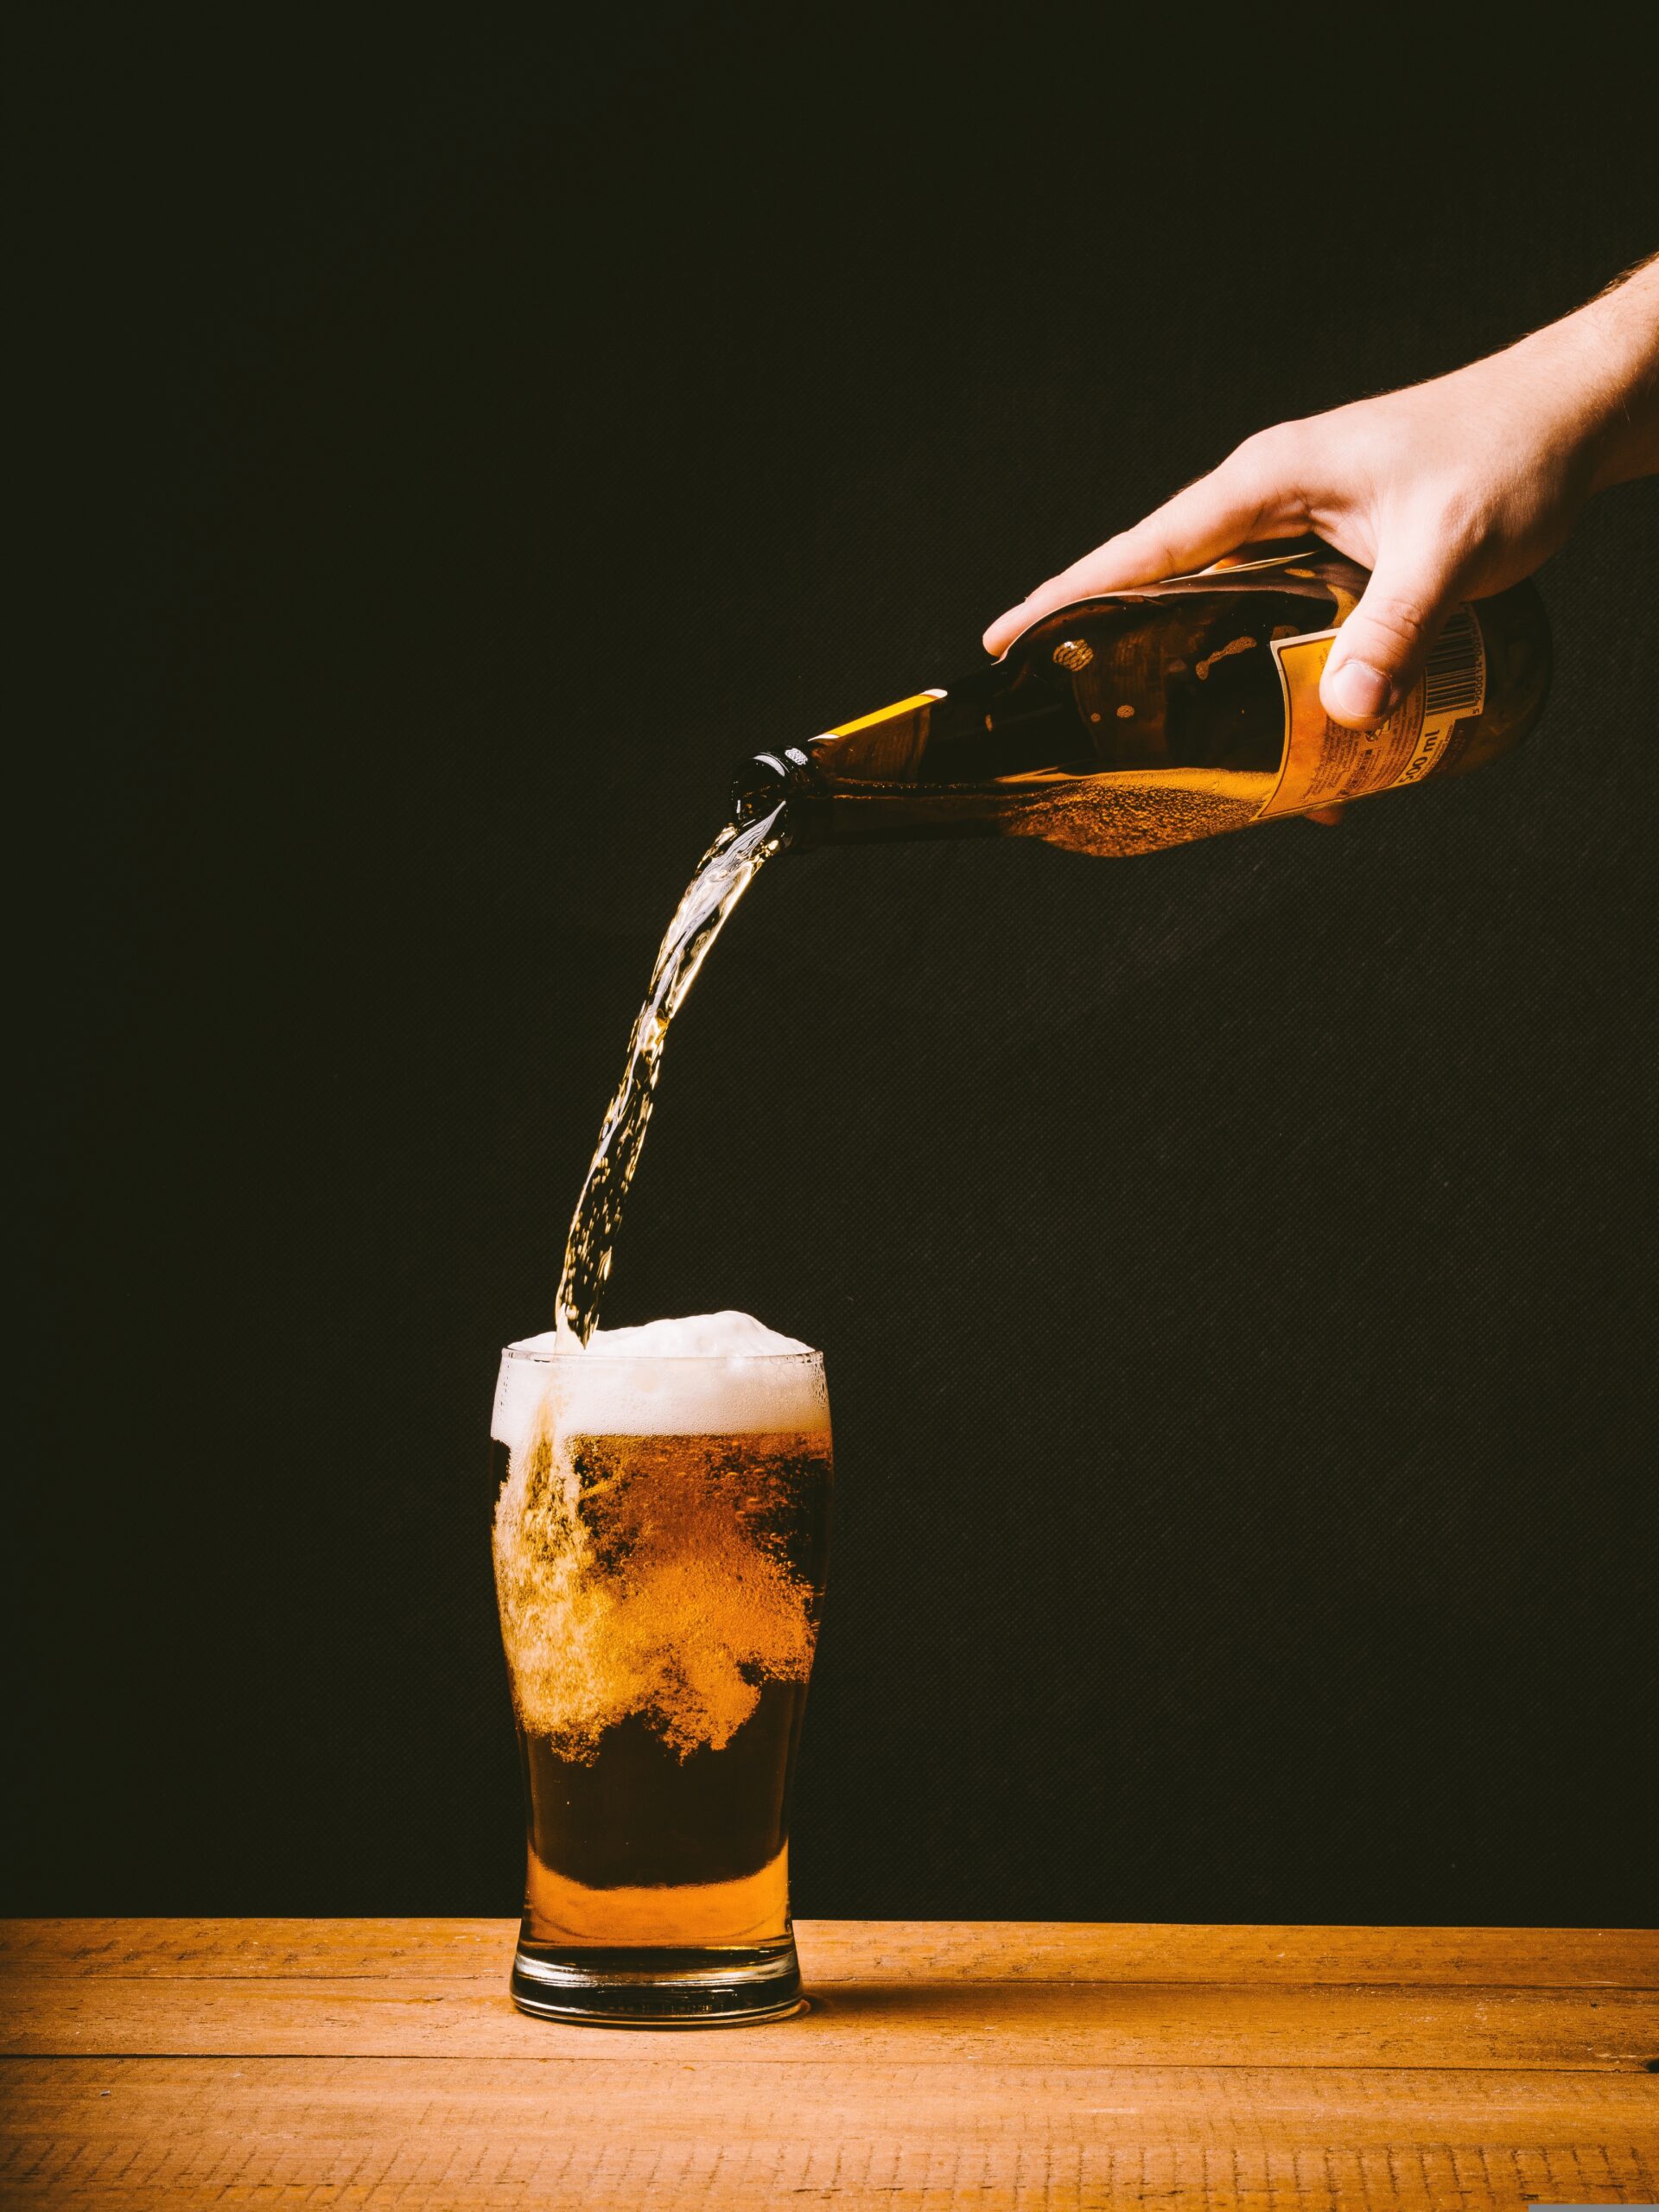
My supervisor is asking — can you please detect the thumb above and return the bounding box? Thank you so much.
[1321,541,1464,729]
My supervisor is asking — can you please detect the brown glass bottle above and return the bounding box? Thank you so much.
[733,544,1551,858]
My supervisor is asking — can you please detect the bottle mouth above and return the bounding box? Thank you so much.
[731,752,787,821]
[731,750,813,842]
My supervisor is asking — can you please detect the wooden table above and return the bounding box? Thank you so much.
[2,1920,1656,2208]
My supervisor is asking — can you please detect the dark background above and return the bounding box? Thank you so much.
[15,12,1657,1925]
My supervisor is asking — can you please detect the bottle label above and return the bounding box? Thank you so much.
[1259,607,1486,820]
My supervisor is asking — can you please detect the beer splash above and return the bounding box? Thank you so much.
[493,1421,825,1762]
[556,805,787,1342]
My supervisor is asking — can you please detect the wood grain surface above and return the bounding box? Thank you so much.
[2,1920,1655,2209]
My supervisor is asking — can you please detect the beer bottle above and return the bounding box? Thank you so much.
[733,543,1550,858]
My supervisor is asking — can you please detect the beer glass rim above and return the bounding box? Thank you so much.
[498,1342,823,1369]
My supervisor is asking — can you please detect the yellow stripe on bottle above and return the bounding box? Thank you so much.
[816,689,946,741]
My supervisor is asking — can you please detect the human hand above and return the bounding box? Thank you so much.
[984,258,1659,734]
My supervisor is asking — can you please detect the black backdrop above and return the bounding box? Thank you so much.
[15,12,1658,1926]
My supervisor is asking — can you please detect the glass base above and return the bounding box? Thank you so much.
[510,1936,804,2026]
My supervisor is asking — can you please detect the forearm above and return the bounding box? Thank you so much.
[1525,253,1659,493]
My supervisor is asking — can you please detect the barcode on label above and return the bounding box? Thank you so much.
[1422,607,1486,720]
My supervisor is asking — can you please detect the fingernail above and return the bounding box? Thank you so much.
[1326,658,1394,723]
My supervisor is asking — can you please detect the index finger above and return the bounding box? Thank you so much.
[982,441,1306,655]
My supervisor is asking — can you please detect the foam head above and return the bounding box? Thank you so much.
[491,1311,826,1450]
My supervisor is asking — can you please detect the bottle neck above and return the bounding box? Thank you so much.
[733,660,1074,849]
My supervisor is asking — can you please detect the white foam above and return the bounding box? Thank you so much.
[491,1312,824,1449]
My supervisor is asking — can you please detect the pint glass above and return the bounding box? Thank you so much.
[491,1338,832,2024]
